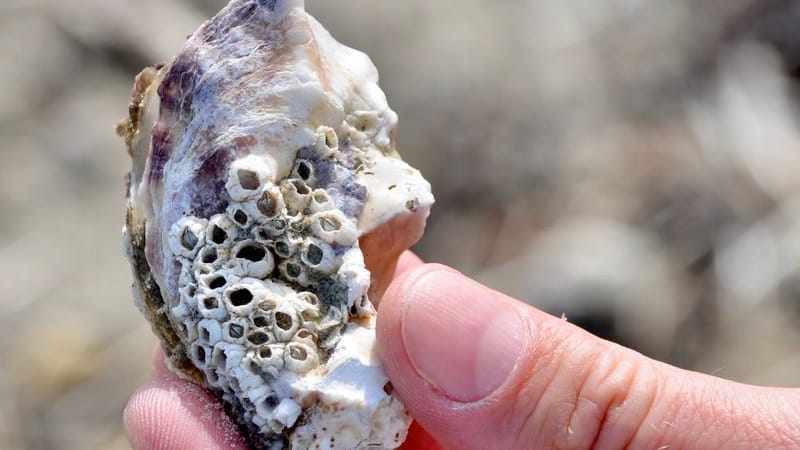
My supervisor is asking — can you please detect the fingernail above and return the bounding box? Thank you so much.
[401,269,527,402]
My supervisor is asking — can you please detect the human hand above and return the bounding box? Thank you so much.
[125,252,800,449]
[378,257,800,449]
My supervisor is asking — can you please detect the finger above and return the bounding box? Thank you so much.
[378,264,800,450]
[124,370,247,450]
[394,251,424,277]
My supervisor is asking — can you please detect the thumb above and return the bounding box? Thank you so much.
[377,264,800,450]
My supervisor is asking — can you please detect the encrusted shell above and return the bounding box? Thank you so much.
[117,1,433,448]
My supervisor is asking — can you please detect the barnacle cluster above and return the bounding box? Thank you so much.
[167,128,384,438]
[134,103,423,447]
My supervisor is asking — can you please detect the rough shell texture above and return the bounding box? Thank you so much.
[117,1,433,448]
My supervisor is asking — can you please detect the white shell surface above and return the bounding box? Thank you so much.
[121,0,432,448]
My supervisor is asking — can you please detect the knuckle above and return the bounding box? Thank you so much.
[504,325,658,450]
[557,341,649,449]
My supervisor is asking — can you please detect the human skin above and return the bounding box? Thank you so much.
[124,252,800,449]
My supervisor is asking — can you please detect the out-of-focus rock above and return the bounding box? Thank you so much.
[4,0,800,448]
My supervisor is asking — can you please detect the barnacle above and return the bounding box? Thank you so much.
[117,1,433,448]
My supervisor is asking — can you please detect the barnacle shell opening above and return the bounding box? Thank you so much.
[118,0,433,448]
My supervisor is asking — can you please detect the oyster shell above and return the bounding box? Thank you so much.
[116,1,433,448]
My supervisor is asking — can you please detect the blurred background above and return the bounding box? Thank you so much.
[2,0,800,448]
